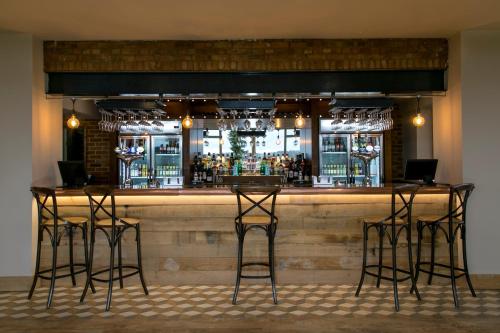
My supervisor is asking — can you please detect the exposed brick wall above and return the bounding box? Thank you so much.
[82,120,117,184]
[44,39,447,72]
[390,107,404,180]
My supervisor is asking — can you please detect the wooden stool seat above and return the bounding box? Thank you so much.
[42,216,88,225]
[416,215,462,223]
[361,216,405,225]
[96,217,141,227]
[240,215,277,225]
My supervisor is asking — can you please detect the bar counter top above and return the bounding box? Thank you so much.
[55,183,450,196]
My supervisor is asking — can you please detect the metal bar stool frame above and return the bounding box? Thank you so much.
[231,185,281,305]
[80,185,148,311]
[355,184,421,311]
[414,183,476,308]
[28,187,94,308]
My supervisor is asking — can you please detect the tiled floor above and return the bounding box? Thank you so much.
[1,284,499,319]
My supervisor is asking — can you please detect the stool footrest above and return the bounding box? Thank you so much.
[241,262,270,267]
[417,263,466,279]
[90,265,140,283]
[37,263,88,280]
[364,265,413,283]
[240,274,272,279]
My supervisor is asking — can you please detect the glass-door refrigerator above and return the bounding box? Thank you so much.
[350,134,383,186]
[118,135,150,187]
[151,135,182,184]
[319,120,384,186]
[118,121,183,187]
[319,134,349,183]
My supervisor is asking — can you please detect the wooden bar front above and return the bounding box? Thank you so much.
[44,186,450,285]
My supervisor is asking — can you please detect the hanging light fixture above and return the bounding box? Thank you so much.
[276,133,282,145]
[412,95,425,127]
[67,98,80,129]
[295,111,305,128]
[182,112,193,129]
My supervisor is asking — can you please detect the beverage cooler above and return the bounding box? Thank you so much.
[118,121,183,187]
[319,120,383,186]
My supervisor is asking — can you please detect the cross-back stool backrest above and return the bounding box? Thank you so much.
[390,184,420,224]
[83,185,117,227]
[448,183,474,224]
[31,186,58,228]
[232,186,281,225]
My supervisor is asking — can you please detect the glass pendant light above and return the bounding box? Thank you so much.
[295,111,305,128]
[412,96,425,127]
[67,98,80,129]
[182,113,193,129]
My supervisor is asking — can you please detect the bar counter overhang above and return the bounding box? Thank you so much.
[46,185,451,285]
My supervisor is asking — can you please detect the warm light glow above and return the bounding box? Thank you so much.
[295,114,305,128]
[219,138,224,145]
[67,114,80,129]
[182,115,193,128]
[412,113,425,127]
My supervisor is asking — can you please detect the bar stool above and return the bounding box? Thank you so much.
[355,184,420,311]
[80,185,148,311]
[29,187,94,308]
[231,186,281,304]
[414,183,476,308]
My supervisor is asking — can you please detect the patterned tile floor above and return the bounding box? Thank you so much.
[1,284,499,319]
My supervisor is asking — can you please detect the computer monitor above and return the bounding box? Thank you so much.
[404,159,438,185]
[58,161,88,187]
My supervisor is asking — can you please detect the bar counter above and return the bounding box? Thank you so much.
[47,184,450,286]
[55,183,450,196]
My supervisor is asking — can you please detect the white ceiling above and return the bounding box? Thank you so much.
[1,0,500,40]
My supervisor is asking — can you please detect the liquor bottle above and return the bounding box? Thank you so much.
[335,138,340,152]
[340,138,345,152]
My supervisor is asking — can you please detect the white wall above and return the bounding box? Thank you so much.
[0,32,62,278]
[461,29,500,274]
[0,32,35,277]
[433,33,463,184]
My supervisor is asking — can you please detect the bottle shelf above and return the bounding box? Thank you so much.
[155,153,180,156]
[321,151,347,154]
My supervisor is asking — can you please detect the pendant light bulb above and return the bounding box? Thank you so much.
[67,99,80,129]
[182,114,193,129]
[276,134,282,145]
[412,96,425,127]
[295,112,305,128]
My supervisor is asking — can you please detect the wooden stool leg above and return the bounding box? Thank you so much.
[355,223,368,297]
[28,228,42,300]
[406,225,421,300]
[136,224,148,295]
[105,228,116,312]
[391,225,400,312]
[80,225,95,303]
[232,227,244,305]
[412,221,423,293]
[376,225,384,288]
[428,225,437,285]
[47,234,58,308]
[118,234,124,289]
[81,223,96,294]
[449,232,459,308]
[68,226,77,287]
[461,225,476,297]
[268,225,277,304]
